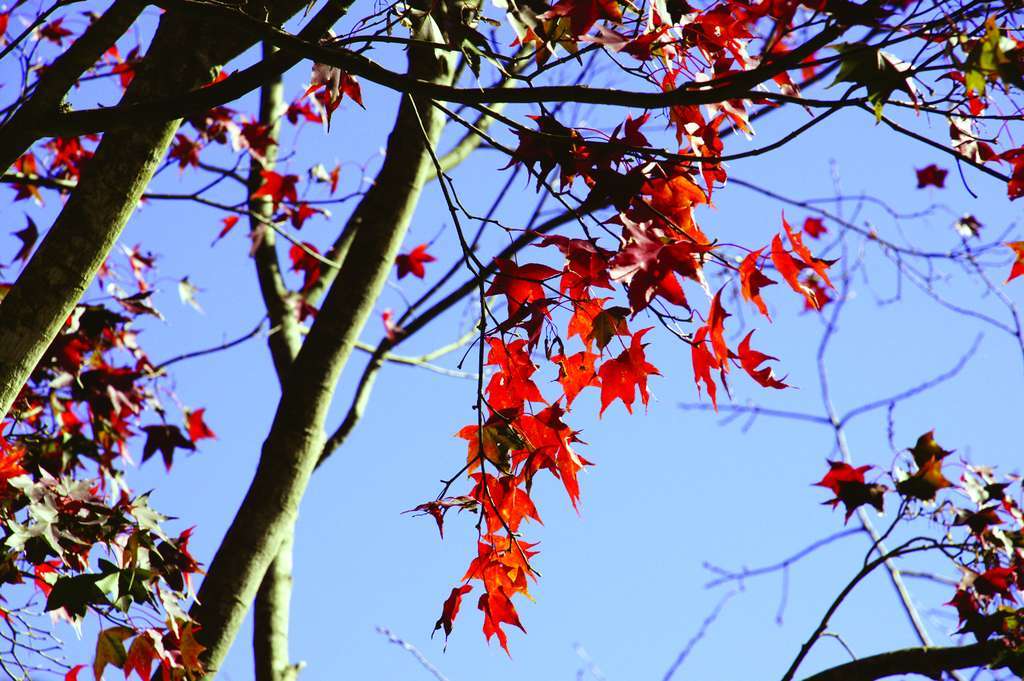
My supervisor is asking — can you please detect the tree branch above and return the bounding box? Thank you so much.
[800,641,1021,681]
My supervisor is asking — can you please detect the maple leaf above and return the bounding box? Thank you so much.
[404,497,477,539]
[38,18,72,45]
[11,215,38,263]
[168,134,202,169]
[457,413,525,474]
[252,170,299,210]
[609,218,708,314]
[540,235,614,296]
[486,259,559,318]
[542,0,621,39]
[800,274,832,312]
[239,121,276,161]
[64,664,85,681]
[473,473,542,533]
[478,590,526,654]
[287,202,322,230]
[485,339,545,411]
[306,62,364,129]
[395,244,436,279]
[186,409,216,442]
[11,154,43,204]
[953,506,1003,535]
[123,632,158,681]
[641,170,710,243]
[178,622,206,672]
[815,461,887,521]
[783,215,834,288]
[803,217,827,238]
[598,328,660,415]
[1005,242,1024,283]
[288,242,323,292]
[739,248,776,319]
[909,430,953,466]
[897,446,950,499]
[116,291,163,320]
[212,216,239,245]
[916,164,948,188]
[1002,148,1024,200]
[286,99,321,125]
[141,425,196,470]
[690,326,721,408]
[433,584,472,644]
[973,566,1017,601]
[553,351,599,408]
[830,43,916,118]
[737,331,788,390]
[705,288,730,368]
[504,115,583,189]
[93,626,134,681]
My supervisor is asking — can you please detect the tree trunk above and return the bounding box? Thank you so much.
[191,14,456,676]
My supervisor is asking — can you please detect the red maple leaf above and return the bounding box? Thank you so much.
[286,99,321,125]
[803,217,827,238]
[287,203,322,230]
[771,234,819,309]
[737,331,788,390]
[973,566,1017,601]
[288,242,323,292]
[38,18,72,45]
[433,584,472,643]
[691,326,722,408]
[739,248,776,319]
[395,243,436,279]
[705,288,731,368]
[186,408,216,442]
[252,170,299,209]
[504,115,583,189]
[486,259,559,318]
[485,339,545,410]
[169,134,202,169]
[543,0,622,38]
[783,214,834,288]
[239,122,277,160]
[916,164,948,188]
[1005,242,1024,283]
[552,350,600,408]
[609,218,708,314]
[800,274,832,312]
[212,216,239,245]
[478,590,526,654]
[1001,147,1024,200]
[598,328,660,415]
[815,461,886,522]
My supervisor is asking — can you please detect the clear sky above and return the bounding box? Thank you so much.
[3,3,1023,680]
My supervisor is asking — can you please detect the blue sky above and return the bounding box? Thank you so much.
[3,3,1024,679]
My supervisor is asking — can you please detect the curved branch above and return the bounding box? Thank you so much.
[800,641,1020,681]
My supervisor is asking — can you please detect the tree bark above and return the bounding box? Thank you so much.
[245,43,305,681]
[0,0,346,419]
[255,533,299,681]
[191,13,456,677]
